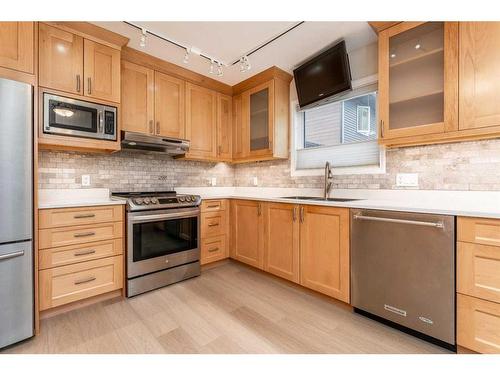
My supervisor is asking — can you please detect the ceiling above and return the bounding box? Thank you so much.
[93,21,377,86]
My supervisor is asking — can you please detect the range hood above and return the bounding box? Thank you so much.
[121,131,189,155]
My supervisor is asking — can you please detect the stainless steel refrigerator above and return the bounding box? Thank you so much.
[0,77,34,349]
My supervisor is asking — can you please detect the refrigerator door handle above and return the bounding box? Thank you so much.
[0,250,24,261]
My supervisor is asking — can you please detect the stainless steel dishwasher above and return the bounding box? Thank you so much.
[350,209,455,349]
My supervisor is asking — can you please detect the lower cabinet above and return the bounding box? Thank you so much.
[231,200,350,303]
[230,200,264,269]
[299,205,350,303]
[200,199,229,265]
[263,202,299,283]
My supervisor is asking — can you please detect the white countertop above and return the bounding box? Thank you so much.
[38,189,126,209]
[39,187,500,219]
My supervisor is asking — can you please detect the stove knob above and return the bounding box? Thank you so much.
[151,197,158,204]
[186,196,192,202]
[134,198,143,205]
[143,197,151,205]
[179,196,185,202]
[191,195,197,202]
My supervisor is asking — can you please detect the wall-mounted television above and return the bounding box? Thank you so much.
[293,40,352,109]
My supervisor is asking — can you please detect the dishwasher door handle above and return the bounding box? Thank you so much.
[353,214,444,229]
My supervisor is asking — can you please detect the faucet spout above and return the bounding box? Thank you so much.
[324,161,334,199]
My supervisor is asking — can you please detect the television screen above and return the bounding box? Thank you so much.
[293,40,352,108]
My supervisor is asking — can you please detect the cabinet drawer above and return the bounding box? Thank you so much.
[201,235,227,265]
[458,293,500,354]
[39,255,123,311]
[458,217,500,247]
[201,199,226,213]
[201,211,226,238]
[458,241,500,303]
[39,238,123,270]
[39,222,123,249]
[39,205,123,229]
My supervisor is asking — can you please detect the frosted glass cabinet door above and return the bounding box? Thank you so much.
[247,80,274,156]
[379,22,458,140]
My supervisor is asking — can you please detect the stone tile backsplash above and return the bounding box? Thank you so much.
[39,138,500,191]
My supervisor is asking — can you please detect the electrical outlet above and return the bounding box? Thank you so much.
[211,177,217,186]
[252,177,258,186]
[396,173,418,187]
[81,175,91,187]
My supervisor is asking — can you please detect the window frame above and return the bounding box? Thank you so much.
[290,75,386,177]
[356,105,371,136]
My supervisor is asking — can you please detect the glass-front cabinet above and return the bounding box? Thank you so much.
[245,81,274,157]
[378,22,458,141]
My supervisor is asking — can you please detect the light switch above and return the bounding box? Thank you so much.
[252,177,258,186]
[81,175,91,186]
[211,177,217,186]
[396,173,418,187]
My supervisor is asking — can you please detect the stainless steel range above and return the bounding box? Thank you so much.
[112,191,201,297]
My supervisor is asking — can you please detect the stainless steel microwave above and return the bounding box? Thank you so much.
[43,93,117,141]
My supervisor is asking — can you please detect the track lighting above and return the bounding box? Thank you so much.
[239,55,251,72]
[183,49,190,64]
[217,62,223,77]
[139,28,147,48]
[209,60,214,74]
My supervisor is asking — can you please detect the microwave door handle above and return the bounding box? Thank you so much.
[98,111,104,133]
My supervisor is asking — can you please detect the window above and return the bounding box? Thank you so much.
[293,86,385,175]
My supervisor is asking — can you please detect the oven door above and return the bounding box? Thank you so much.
[127,207,200,278]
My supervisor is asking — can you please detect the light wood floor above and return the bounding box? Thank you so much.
[4,261,451,354]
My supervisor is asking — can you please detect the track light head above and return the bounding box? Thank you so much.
[139,28,147,48]
[209,60,214,74]
[183,49,190,64]
[217,62,223,77]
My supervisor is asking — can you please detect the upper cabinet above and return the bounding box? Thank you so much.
[39,23,121,103]
[0,22,34,76]
[155,71,185,139]
[185,83,218,159]
[217,93,232,161]
[378,22,458,141]
[232,68,292,163]
[459,22,500,131]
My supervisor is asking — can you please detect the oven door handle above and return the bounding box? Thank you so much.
[130,210,200,223]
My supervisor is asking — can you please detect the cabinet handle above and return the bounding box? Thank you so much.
[74,276,96,285]
[74,249,96,256]
[293,206,297,222]
[149,120,154,134]
[76,75,81,92]
[258,203,262,216]
[156,121,160,134]
[73,213,95,219]
[207,223,219,227]
[269,140,273,150]
[206,204,220,209]
[208,247,219,253]
[73,231,95,238]
[380,120,384,138]
[300,207,304,223]
[218,145,222,155]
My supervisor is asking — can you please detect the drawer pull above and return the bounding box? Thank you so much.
[74,249,96,256]
[208,247,219,252]
[207,204,220,208]
[0,250,24,261]
[208,223,219,227]
[74,276,96,285]
[73,232,96,238]
[73,213,96,219]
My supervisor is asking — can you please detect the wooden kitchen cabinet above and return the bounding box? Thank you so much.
[230,200,264,269]
[155,71,186,138]
[121,60,154,134]
[232,67,292,163]
[39,23,84,95]
[299,205,350,302]
[378,22,458,141]
[39,23,121,103]
[263,202,300,283]
[217,93,233,161]
[200,199,229,265]
[0,22,34,75]
[83,39,120,103]
[459,22,500,131]
[185,82,218,160]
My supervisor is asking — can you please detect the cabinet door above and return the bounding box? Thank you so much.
[0,22,34,74]
[263,202,299,283]
[232,94,247,159]
[231,200,264,269]
[83,39,120,103]
[299,205,350,302]
[185,83,217,159]
[460,22,500,130]
[39,23,83,95]
[379,22,458,139]
[121,61,154,134]
[217,93,232,160]
[154,71,185,138]
[245,80,274,157]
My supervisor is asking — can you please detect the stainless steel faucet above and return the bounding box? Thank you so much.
[324,161,334,199]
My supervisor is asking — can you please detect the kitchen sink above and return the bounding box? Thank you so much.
[280,196,360,202]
